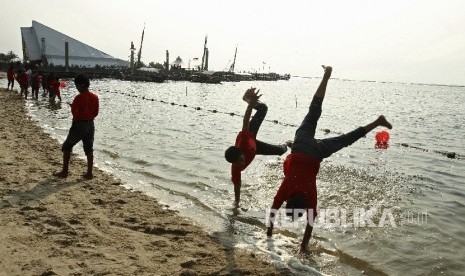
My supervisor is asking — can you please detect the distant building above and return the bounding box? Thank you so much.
[21,20,129,68]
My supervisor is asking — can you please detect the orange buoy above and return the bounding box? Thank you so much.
[375,130,390,149]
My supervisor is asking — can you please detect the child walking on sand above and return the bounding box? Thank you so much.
[7,65,15,91]
[16,69,29,99]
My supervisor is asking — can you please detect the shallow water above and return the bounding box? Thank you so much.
[10,77,465,275]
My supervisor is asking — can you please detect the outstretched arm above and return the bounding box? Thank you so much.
[267,221,274,237]
[267,195,285,237]
[234,183,241,203]
[300,224,313,253]
[242,88,261,131]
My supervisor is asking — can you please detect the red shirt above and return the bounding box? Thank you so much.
[17,73,29,87]
[33,73,42,86]
[271,152,320,219]
[7,68,15,80]
[52,80,60,95]
[47,77,54,89]
[71,91,99,121]
[231,130,257,185]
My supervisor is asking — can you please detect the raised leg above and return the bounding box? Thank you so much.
[248,102,268,137]
[256,140,287,156]
[292,66,332,149]
[314,116,392,160]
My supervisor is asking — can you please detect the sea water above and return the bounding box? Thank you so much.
[13,77,465,275]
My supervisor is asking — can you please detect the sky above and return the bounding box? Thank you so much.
[1,0,465,85]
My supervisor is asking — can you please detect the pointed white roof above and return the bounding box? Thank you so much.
[21,20,129,67]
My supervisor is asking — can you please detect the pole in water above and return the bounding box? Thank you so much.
[186,86,187,96]
[295,95,297,108]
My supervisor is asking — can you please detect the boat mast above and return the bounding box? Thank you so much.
[201,35,208,71]
[137,24,145,68]
[229,45,238,73]
[205,49,209,71]
[130,41,136,73]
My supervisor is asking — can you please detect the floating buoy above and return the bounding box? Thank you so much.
[375,130,390,143]
[375,130,390,149]
[60,81,66,88]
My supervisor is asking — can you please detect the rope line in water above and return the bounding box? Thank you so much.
[101,89,463,160]
[393,143,463,160]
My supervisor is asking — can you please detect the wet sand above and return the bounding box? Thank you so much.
[0,77,290,275]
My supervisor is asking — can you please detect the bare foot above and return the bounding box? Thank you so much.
[82,173,93,180]
[285,140,294,148]
[322,65,332,78]
[280,144,288,154]
[377,115,392,129]
[53,171,68,178]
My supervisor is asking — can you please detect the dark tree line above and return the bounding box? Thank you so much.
[0,51,19,63]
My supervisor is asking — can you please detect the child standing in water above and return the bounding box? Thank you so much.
[225,88,289,204]
[266,66,392,252]
[50,76,62,102]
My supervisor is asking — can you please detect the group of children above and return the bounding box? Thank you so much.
[7,64,393,252]
[9,70,99,180]
[7,65,62,101]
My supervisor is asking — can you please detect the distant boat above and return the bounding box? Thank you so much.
[118,67,167,83]
[190,71,222,84]
[252,72,290,81]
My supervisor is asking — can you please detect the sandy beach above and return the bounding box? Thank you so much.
[0,75,290,275]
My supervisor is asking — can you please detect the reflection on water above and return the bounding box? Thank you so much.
[21,78,465,275]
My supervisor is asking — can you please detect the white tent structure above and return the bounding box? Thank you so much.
[21,20,129,68]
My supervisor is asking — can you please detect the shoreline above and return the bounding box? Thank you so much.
[0,80,290,275]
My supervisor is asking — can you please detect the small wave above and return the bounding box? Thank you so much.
[150,182,218,214]
[101,149,119,159]
[133,159,150,165]
[312,244,388,276]
[138,170,165,180]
